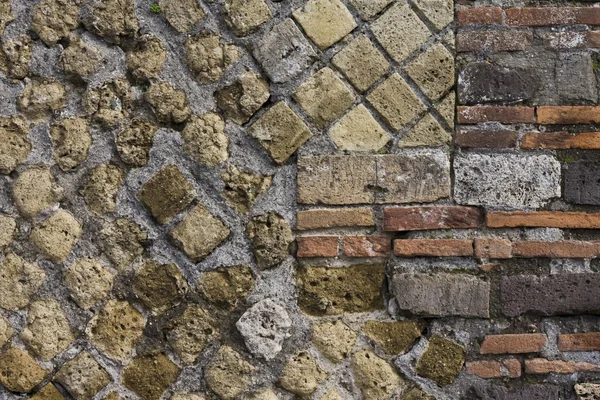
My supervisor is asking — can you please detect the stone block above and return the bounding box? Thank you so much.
[292,0,356,49]
[565,161,600,205]
[327,105,390,152]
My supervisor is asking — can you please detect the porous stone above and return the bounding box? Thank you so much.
[0,215,15,250]
[31,384,65,400]
[279,351,327,397]
[405,43,454,102]
[246,213,293,270]
[215,71,270,125]
[2,35,32,79]
[205,346,254,400]
[236,299,292,360]
[391,273,490,318]
[367,74,426,131]
[99,218,147,270]
[165,304,218,364]
[0,117,31,174]
[126,34,167,82]
[160,0,206,33]
[170,204,230,262]
[319,387,343,400]
[181,113,229,165]
[122,354,180,400]
[453,153,562,209]
[132,261,189,315]
[82,0,139,44]
[83,78,133,127]
[297,264,385,315]
[312,320,358,363]
[403,388,435,400]
[351,349,403,399]
[437,92,455,129]
[86,300,145,361]
[30,210,81,263]
[248,102,313,164]
[412,0,453,30]
[21,298,74,361]
[60,36,102,78]
[185,34,240,84]
[292,0,356,50]
[0,0,13,35]
[253,18,317,83]
[0,347,49,393]
[247,389,279,400]
[473,385,559,400]
[139,165,196,224]
[81,164,124,215]
[171,394,207,400]
[398,114,451,148]
[565,161,600,205]
[293,67,355,129]
[115,119,158,167]
[13,166,64,218]
[50,118,92,171]
[575,383,600,400]
[144,82,191,124]
[363,320,424,355]
[32,0,79,46]
[199,265,255,309]
[225,0,272,36]
[331,35,390,93]
[416,337,465,386]
[221,165,272,214]
[556,52,597,103]
[328,105,390,152]
[18,80,66,118]
[348,0,392,20]
[0,316,12,348]
[55,351,111,400]
[103,393,122,400]
[0,253,45,310]
[64,258,114,310]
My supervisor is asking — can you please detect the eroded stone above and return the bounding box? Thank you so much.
[405,43,454,102]
[29,210,81,263]
[82,0,139,44]
[312,320,357,363]
[363,320,424,355]
[145,82,191,124]
[328,105,390,152]
[0,253,45,310]
[81,164,124,215]
[398,114,451,148]
[221,165,272,214]
[279,351,327,397]
[21,298,73,361]
[349,0,392,20]
[31,384,65,400]
[182,113,229,165]
[165,304,218,364]
[64,258,114,310]
[99,218,147,271]
[205,346,254,400]
[50,118,92,171]
[55,351,111,400]
[0,347,49,393]
[215,71,270,125]
[83,78,133,127]
[185,34,240,84]
[247,389,279,400]
[246,213,293,269]
[2,35,32,79]
[198,265,255,309]
[225,0,271,36]
[0,0,14,35]
[13,166,64,219]
[18,80,66,118]
[127,34,167,82]
[160,0,206,33]
[416,337,465,386]
[122,354,180,400]
[351,349,403,399]
[292,0,356,50]
[0,117,30,174]
[32,0,79,46]
[0,316,13,348]
[412,0,453,30]
[0,215,15,250]
[115,119,158,167]
[133,261,189,315]
[60,36,102,78]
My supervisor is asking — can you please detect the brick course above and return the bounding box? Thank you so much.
[558,333,600,352]
[480,334,546,354]
[383,206,483,231]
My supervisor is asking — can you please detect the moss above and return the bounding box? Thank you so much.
[416,336,465,386]
[150,3,161,13]
[592,54,600,72]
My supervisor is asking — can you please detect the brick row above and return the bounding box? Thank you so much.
[296,236,391,258]
[457,7,600,26]
[456,130,600,150]
[466,359,521,379]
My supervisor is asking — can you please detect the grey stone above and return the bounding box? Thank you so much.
[454,153,561,209]
[390,273,490,318]
[556,52,597,103]
[564,161,600,205]
[501,274,600,317]
[472,384,559,400]
[236,299,292,360]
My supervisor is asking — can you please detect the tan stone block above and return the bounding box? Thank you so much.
[413,0,454,30]
[205,346,254,399]
[348,0,392,20]
[328,105,391,152]
[280,351,327,396]
[115,119,158,167]
[436,92,456,128]
[225,0,271,36]
[215,71,270,125]
[55,351,111,400]
[133,261,189,315]
[166,304,218,364]
[29,210,81,263]
[351,349,403,399]
[363,320,424,354]
[51,118,92,171]
[64,258,114,310]
[31,384,66,400]
[13,166,64,218]
[182,113,229,166]
[405,43,455,101]
[416,337,465,386]
[0,215,16,250]
[0,347,49,393]
[293,0,356,49]
[122,354,180,400]
[246,213,293,269]
[185,33,240,83]
[198,265,255,310]
[312,320,357,363]
[99,218,147,271]
[81,164,124,215]
[160,0,205,33]
[0,253,45,310]
[0,316,13,348]
[398,114,451,148]
[0,116,31,174]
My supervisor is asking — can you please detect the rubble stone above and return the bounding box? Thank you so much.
[18,80,66,118]
[0,215,15,250]
[82,0,139,44]
[363,320,424,355]
[0,117,30,174]
[279,351,327,397]
[160,0,206,33]
[32,0,79,46]
[50,118,92,171]
[225,0,272,36]
[221,165,272,214]
[246,213,293,269]
[81,164,124,215]
[29,210,81,263]
[0,253,45,310]
[83,78,133,127]
[351,349,404,399]
[198,265,255,309]
[132,261,189,315]
[215,71,270,125]
[126,34,167,82]
[205,346,254,400]
[99,218,147,271]
[64,258,114,309]
[312,320,358,363]
[55,351,111,400]
[122,354,180,400]
[13,166,64,218]
[416,337,465,386]
[115,119,158,167]
[60,36,102,78]
[0,0,13,35]
[165,304,218,364]
[181,113,229,165]
[0,347,49,393]
[145,82,191,124]
[2,35,32,79]
[185,34,240,84]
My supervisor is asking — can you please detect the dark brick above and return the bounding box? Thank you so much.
[456,130,518,149]
[384,206,483,231]
[472,384,559,400]
[457,106,535,124]
[565,161,600,205]
[457,7,503,25]
[457,31,533,53]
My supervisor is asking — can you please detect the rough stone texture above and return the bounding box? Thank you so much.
[50,118,92,171]
[363,320,424,355]
[55,351,111,400]
[398,114,451,148]
[349,0,392,20]
[565,161,600,205]
[246,213,293,269]
[181,113,229,166]
[0,117,31,174]
[0,253,45,310]
[2,35,32,80]
[83,78,133,127]
[352,349,404,399]
[0,215,15,250]
[81,164,124,215]
[18,79,66,119]
[205,346,254,400]
[575,383,600,400]
[160,0,206,33]
[99,218,147,271]
[31,384,66,400]
[416,337,465,387]
[293,0,356,50]
[13,166,64,218]
[144,82,191,124]
[165,304,218,364]
[225,0,272,36]
[0,316,13,348]
[126,34,167,82]
[32,0,79,46]
[82,0,139,44]
[279,351,328,397]
[198,265,255,309]
[312,320,358,363]
[405,43,455,102]
[0,347,49,393]
[64,258,114,310]
[122,354,180,400]
[60,36,102,79]
[132,261,189,315]
[328,105,391,152]
[29,210,82,263]
[413,0,453,30]
[215,71,270,125]
[0,0,14,35]
[115,119,158,167]
[221,165,272,214]
[185,33,240,84]
[247,389,279,400]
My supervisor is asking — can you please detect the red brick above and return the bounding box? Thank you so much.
[480,333,546,354]
[512,241,600,258]
[466,359,521,378]
[487,211,600,229]
[457,7,503,25]
[384,206,483,231]
[474,238,512,259]
[343,236,391,257]
[457,106,536,124]
[521,131,600,149]
[394,239,474,257]
[538,106,600,125]
[296,208,374,230]
[456,130,518,149]
[296,236,339,258]
[525,358,600,374]
[504,359,522,378]
[457,30,533,52]
[506,8,578,26]
[559,333,600,352]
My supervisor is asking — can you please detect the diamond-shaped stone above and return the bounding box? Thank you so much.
[405,43,455,102]
[29,210,81,263]
[328,105,391,152]
[55,351,111,400]
[413,0,454,30]
[367,74,426,131]
[225,0,272,36]
[398,114,451,148]
[349,0,392,20]
[293,0,356,50]
[293,67,355,129]
[436,91,455,129]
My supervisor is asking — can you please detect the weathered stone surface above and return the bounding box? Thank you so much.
[565,161,600,205]
[332,35,390,92]
[0,347,49,393]
[199,265,255,309]
[2,35,32,79]
[253,18,317,83]
[246,213,293,270]
[363,320,424,355]
[352,349,403,399]
[115,119,157,167]
[60,36,102,78]
[165,304,218,364]
[31,384,65,400]
[501,274,600,317]
[472,384,559,400]
[50,118,92,171]
[0,117,30,174]
[391,273,490,318]
[319,387,343,400]
[185,34,239,84]
[55,351,110,400]
[182,113,229,166]
[405,43,454,102]
[171,394,207,400]
[0,253,45,310]
[236,299,292,360]
[575,383,600,400]
[221,165,272,214]
[82,0,138,44]
[556,52,597,103]
[349,0,392,20]
[297,264,385,315]
[170,204,230,262]
[225,0,271,36]
[144,82,191,124]
[30,210,81,263]
[18,80,66,118]
[454,154,562,209]
[328,105,390,152]
[86,300,145,361]
[205,346,254,400]
[0,316,13,347]
[32,0,79,46]
[398,114,451,148]
[412,0,453,30]
[83,78,132,127]
[99,218,147,270]
[21,298,73,361]
[403,388,435,400]
[293,0,356,50]
[133,261,189,315]
[65,258,113,310]
[0,0,13,35]
[13,166,64,218]
[160,0,205,33]
[122,354,180,400]
[216,71,270,125]
[126,34,167,82]
[81,164,124,215]
[139,165,196,224]
[247,389,279,400]
[0,215,15,250]
[416,337,465,387]
[437,92,455,128]
[312,320,357,363]
[280,351,327,397]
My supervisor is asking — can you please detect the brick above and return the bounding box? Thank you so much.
[457,31,533,53]
[565,161,600,205]
[394,239,474,257]
[457,7,503,25]
[487,211,600,229]
[558,333,600,352]
[506,8,600,26]
[525,358,600,374]
[296,208,374,230]
[384,206,483,231]
[503,359,522,378]
[457,106,535,124]
[512,241,600,258]
[390,272,490,318]
[588,31,600,47]
[456,130,518,149]
[343,236,390,257]
[466,359,521,379]
[521,131,600,149]
[474,238,512,259]
[476,385,558,400]
[538,106,600,125]
[296,236,339,258]
[501,273,600,317]
[480,334,546,354]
